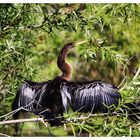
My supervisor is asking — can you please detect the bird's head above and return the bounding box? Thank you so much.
[63,40,88,50]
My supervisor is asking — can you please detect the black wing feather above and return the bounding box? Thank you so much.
[79,90,86,111]
[90,91,95,111]
[79,90,84,109]
[60,81,121,113]
[13,81,48,114]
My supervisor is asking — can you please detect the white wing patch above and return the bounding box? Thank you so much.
[60,84,71,112]
[23,86,35,99]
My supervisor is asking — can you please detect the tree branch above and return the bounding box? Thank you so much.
[0,132,10,137]
[0,118,43,125]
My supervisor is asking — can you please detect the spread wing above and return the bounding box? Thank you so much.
[60,81,121,113]
[12,80,49,114]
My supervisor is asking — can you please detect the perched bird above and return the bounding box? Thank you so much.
[12,41,140,136]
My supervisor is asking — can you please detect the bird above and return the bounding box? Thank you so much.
[12,41,140,135]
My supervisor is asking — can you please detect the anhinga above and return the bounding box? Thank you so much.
[12,41,140,135]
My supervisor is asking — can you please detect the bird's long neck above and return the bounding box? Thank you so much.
[57,43,74,81]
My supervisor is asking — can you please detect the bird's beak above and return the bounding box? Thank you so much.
[75,40,88,46]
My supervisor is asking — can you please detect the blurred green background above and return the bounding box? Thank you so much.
[0,3,140,136]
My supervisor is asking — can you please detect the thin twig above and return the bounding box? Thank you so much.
[41,119,53,136]
[0,107,23,120]
[133,66,140,80]
[0,133,10,137]
[0,118,43,125]
[40,118,48,128]
[65,112,140,123]
[118,53,137,89]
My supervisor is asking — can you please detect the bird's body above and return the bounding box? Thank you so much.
[12,77,121,126]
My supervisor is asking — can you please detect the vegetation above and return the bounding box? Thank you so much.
[0,3,140,136]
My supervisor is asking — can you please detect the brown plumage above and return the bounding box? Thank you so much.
[57,43,74,81]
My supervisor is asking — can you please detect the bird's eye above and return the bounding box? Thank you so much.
[92,54,96,59]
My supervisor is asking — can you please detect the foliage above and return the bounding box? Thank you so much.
[0,3,140,136]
